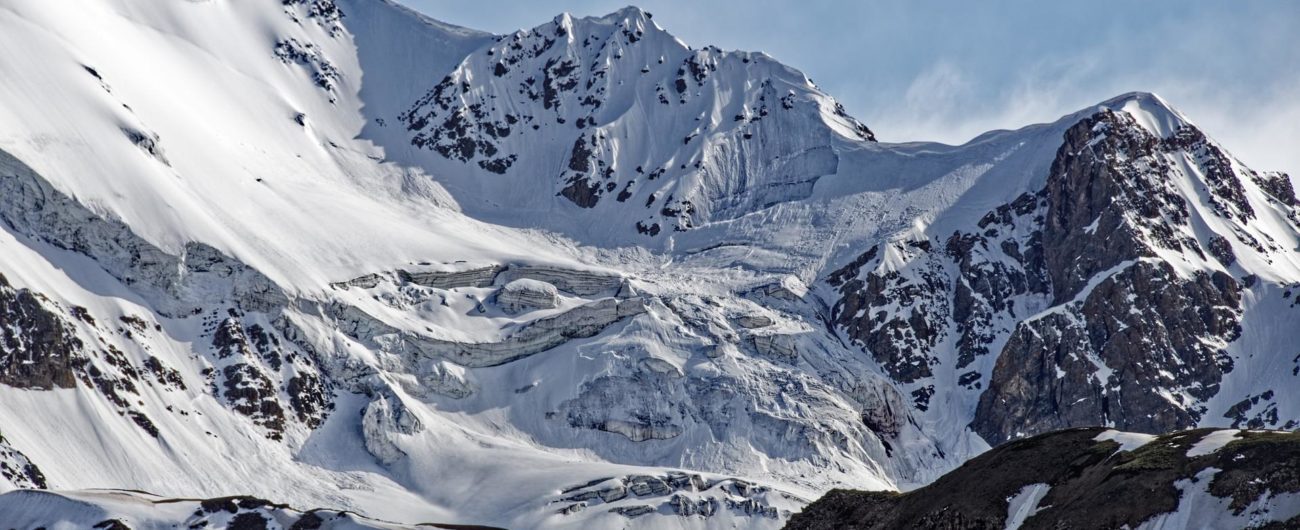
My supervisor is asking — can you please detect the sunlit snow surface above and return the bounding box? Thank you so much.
[0,1,1297,528]
[1093,429,1157,452]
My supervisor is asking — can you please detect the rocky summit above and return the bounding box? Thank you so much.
[0,0,1295,528]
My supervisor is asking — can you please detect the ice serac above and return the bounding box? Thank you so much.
[396,6,874,242]
[496,278,560,313]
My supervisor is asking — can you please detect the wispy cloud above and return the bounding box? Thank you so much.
[862,28,1300,179]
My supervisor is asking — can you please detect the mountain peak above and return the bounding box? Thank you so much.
[592,5,655,25]
[1095,91,1194,138]
[396,2,875,241]
[543,5,666,42]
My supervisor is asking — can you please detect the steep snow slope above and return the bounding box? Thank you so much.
[0,1,1298,529]
[373,6,875,243]
[0,0,567,291]
[0,1,918,528]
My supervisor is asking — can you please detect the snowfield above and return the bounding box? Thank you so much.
[0,1,1296,529]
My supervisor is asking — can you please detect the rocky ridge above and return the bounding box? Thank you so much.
[783,427,1300,530]
[827,94,1300,446]
[398,7,874,239]
[0,489,505,529]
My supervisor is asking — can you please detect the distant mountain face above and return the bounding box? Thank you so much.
[826,95,1300,449]
[783,427,1300,530]
[0,0,1297,529]
[392,6,874,240]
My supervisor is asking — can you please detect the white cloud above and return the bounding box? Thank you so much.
[863,54,1300,180]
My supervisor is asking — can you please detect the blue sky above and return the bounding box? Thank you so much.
[401,1,1300,178]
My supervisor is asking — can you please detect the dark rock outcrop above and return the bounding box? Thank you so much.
[0,434,46,489]
[973,262,1241,444]
[784,428,1300,530]
[0,273,85,390]
[828,241,949,384]
[0,489,507,529]
[205,312,331,439]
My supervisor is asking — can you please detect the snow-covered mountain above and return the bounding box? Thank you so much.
[389,6,874,240]
[0,1,1296,528]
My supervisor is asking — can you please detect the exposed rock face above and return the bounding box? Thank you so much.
[273,37,341,100]
[0,274,171,441]
[828,101,1296,446]
[829,242,949,385]
[2,1,1298,524]
[944,192,1051,370]
[0,435,46,489]
[283,0,344,35]
[973,262,1241,444]
[0,273,85,390]
[828,192,1050,400]
[285,372,328,427]
[784,428,1300,530]
[121,127,170,166]
[495,278,559,314]
[206,312,332,439]
[972,111,1253,444]
[220,363,287,440]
